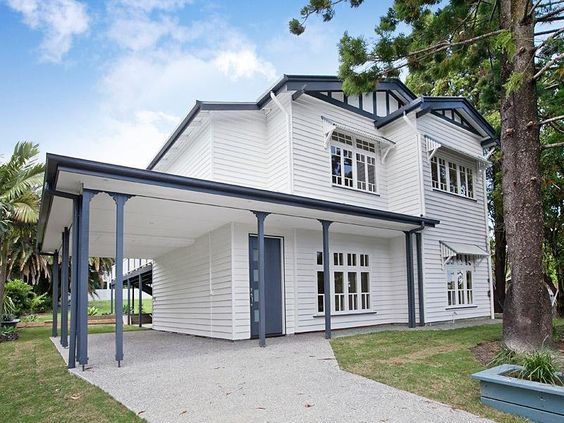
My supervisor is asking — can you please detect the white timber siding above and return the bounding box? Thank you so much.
[381,115,422,216]
[265,92,292,193]
[418,115,490,322]
[293,230,410,332]
[291,95,389,209]
[153,118,212,178]
[152,224,233,339]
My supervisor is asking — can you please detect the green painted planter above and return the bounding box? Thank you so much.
[472,364,564,423]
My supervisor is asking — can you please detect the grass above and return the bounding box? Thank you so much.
[331,320,564,423]
[33,299,153,322]
[0,325,145,423]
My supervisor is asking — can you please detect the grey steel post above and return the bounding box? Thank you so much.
[253,211,269,347]
[127,279,131,325]
[112,194,128,366]
[110,282,113,314]
[320,220,332,339]
[78,191,95,370]
[405,231,416,328]
[51,250,59,337]
[415,232,425,326]
[69,198,79,368]
[61,228,70,347]
[138,274,142,328]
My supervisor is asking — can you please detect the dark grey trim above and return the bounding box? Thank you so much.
[51,250,59,337]
[68,199,79,368]
[78,191,94,370]
[38,154,438,253]
[60,228,69,348]
[386,91,390,115]
[358,93,363,109]
[252,211,269,347]
[306,91,376,120]
[372,91,377,116]
[320,220,332,339]
[138,274,142,328]
[415,232,425,326]
[405,231,416,329]
[374,99,424,128]
[429,111,481,136]
[112,193,128,366]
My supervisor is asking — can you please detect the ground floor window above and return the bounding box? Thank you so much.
[446,255,474,306]
[316,251,371,313]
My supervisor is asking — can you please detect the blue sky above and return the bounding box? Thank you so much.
[0,0,393,167]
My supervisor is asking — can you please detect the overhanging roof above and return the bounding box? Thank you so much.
[440,241,488,257]
[38,154,439,255]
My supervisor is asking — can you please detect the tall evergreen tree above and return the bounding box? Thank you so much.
[291,0,563,351]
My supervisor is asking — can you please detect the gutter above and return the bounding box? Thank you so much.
[269,91,294,194]
[402,112,426,217]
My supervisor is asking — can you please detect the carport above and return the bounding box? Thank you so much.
[38,154,438,370]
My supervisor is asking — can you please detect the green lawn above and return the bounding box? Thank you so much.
[331,321,564,423]
[89,299,153,315]
[0,325,145,423]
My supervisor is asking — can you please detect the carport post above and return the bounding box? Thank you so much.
[138,274,142,328]
[51,250,59,338]
[112,194,128,366]
[405,231,416,329]
[69,198,79,368]
[78,191,95,370]
[127,279,131,325]
[110,282,114,314]
[319,220,332,339]
[415,232,425,326]
[253,211,269,347]
[61,228,70,347]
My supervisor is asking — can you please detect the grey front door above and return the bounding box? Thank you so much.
[249,236,283,338]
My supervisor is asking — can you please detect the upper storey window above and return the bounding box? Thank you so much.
[330,131,378,194]
[431,156,474,199]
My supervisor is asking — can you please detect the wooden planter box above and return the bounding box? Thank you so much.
[129,313,152,325]
[472,364,564,422]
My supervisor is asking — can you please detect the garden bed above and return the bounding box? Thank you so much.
[472,364,564,422]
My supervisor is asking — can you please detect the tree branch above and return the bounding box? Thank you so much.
[537,6,564,21]
[533,53,564,80]
[534,27,564,52]
[406,29,506,58]
[542,141,564,149]
[539,115,564,126]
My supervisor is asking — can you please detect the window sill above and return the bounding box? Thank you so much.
[445,305,478,310]
[313,310,377,318]
[432,188,477,202]
[332,184,381,197]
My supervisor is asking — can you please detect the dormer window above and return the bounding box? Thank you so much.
[330,131,378,194]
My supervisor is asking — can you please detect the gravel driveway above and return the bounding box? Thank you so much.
[52,331,490,423]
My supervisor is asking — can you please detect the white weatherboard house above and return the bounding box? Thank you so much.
[39,75,497,367]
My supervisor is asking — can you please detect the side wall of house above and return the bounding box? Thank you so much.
[153,119,212,178]
[418,115,491,323]
[151,224,234,339]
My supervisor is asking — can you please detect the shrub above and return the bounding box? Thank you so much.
[87,306,100,316]
[489,347,520,367]
[30,293,49,313]
[4,279,33,316]
[21,314,38,322]
[519,351,561,385]
[0,326,19,342]
[1,296,17,321]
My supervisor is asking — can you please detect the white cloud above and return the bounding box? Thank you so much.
[214,48,276,80]
[6,0,89,62]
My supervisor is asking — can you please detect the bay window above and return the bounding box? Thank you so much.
[446,254,474,307]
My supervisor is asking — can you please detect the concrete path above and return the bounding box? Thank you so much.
[52,331,491,423]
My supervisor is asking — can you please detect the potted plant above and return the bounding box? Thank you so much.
[1,296,20,328]
[472,351,564,422]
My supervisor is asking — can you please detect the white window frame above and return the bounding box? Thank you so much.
[330,131,379,195]
[445,255,474,307]
[431,155,475,199]
[315,251,371,314]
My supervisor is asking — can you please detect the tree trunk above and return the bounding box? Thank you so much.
[492,157,507,313]
[500,0,552,352]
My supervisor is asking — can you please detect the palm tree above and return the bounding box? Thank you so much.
[0,142,45,315]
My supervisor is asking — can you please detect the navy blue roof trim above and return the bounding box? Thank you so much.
[375,96,497,141]
[38,154,439,251]
[307,91,377,120]
[148,75,417,169]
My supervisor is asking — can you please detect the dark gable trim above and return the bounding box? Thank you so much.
[306,91,376,120]
[429,111,481,136]
[374,99,423,128]
[38,154,439,251]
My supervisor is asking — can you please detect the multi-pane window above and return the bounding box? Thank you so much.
[431,156,475,198]
[331,131,378,193]
[446,255,474,306]
[316,251,371,313]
